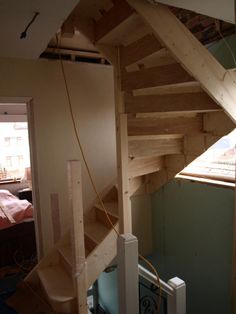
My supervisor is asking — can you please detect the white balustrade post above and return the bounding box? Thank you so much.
[118,234,139,314]
[167,277,186,314]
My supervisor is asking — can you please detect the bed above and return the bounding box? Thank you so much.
[0,189,36,267]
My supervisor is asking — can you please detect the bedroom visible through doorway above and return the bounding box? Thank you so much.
[0,102,36,267]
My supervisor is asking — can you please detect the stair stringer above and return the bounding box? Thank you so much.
[86,223,118,287]
[127,0,236,123]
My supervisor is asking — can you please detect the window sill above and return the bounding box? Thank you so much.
[0,179,21,185]
[176,173,235,189]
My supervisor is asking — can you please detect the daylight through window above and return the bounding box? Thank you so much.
[0,122,30,181]
[180,129,236,183]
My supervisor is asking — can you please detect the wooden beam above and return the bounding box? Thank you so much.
[128,137,183,158]
[120,33,162,67]
[125,92,221,114]
[67,160,87,314]
[129,155,164,178]
[121,63,193,91]
[127,0,236,123]
[117,114,132,234]
[128,115,203,136]
[126,48,176,72]
[95,0,134,42]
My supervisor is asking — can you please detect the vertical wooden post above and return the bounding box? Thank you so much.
[68,160,87,314]
[118,234,139,314]
[114,47,132,234]
[117,113,132,233]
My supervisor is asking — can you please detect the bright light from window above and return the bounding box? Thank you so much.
[181,129,236,182]
[0,122,30,180]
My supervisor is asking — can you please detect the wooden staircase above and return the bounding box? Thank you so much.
[25,182,119,313]
[26,0,236,313]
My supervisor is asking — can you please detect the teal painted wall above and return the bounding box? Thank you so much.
[98,270,118,314]
[151,179,234,314]
[208,34,236,69]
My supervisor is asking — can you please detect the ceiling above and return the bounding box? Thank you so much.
[0,0,80,59]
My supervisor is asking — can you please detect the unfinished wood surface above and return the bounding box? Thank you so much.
[129,155,164,178]
[116,114,132,233]
[50,193,61,244]
[125,92,221,114]
[120,33,162,67]
[95,0,134,42]
[121,63,193,91]
[133,81,202,96]
[128,137,183,158]
[129,176,146,196]
[37,265,75,313]
[146,170,168,194]
[67,160,87,314]
[95,205,118,229]
[128,115,203,136]
[128,0,236,123]
[94,201,119,218]
[203,111,235,136]
[84,220,110,244]
[126,48,176,72]
[86,224,118,287]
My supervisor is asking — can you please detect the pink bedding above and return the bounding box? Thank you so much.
[0,189,33,230]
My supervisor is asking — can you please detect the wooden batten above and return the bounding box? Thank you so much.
[129,155,164,178]
[125,92,221,114]
[128,137,183,158]
[94,0,134,42]
[127,115,203,136]
[125,48,177,72]
[127,0,236,123]
[67,161,87,314]
[120,33,162,68]
[121,63,193,91]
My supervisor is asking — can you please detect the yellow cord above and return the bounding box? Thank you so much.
[57,34,162,313]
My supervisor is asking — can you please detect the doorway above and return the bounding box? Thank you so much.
[0,99,40,267]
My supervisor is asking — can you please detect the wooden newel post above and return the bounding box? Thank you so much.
[68,160,88,314]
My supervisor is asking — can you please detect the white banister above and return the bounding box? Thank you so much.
[138,264,186,314]
[167,277,186,314]
[118,234,139,314]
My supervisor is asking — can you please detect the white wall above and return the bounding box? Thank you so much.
[0,57,117,254]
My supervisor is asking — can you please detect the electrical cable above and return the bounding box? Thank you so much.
[57,33,162,313]
[20,12,40,39]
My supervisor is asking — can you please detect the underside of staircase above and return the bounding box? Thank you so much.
[26,0,236,313]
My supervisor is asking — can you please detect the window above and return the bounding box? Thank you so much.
[0,122,30,181]
[180,129,236,183]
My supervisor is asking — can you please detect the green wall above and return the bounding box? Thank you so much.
[208,34,236,69]
[151,179,234,314]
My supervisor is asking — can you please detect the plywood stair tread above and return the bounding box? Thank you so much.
[37,265,75,303]
[84,220,110,244]
[94,201,118,218]
[57,244,73,267]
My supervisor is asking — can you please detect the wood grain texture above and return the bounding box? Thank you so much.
[121,63,193,91]
[95,0,134,42]
[125,92,221,114]
[129,155,164,178]
[127,0,236,122]
[128,137,183,158]
[128,115,203,136]
[120,33,162,67]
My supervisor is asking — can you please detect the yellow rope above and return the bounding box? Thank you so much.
[57,34,162,313]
